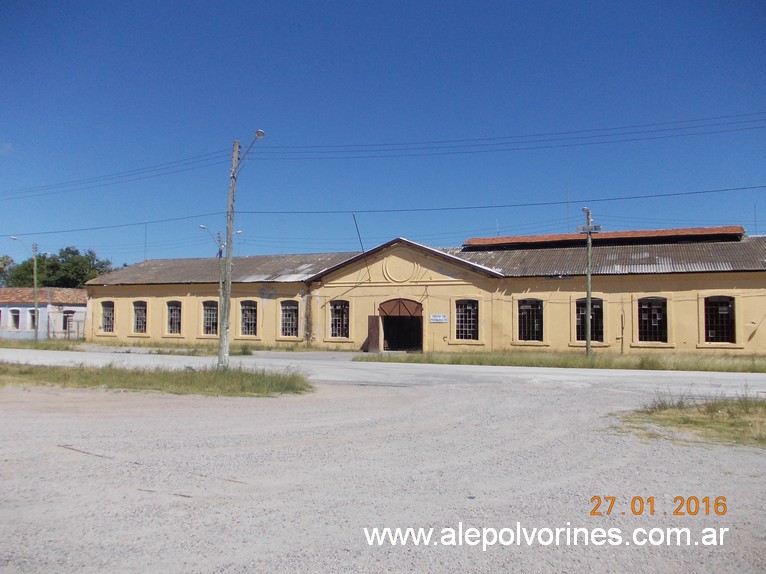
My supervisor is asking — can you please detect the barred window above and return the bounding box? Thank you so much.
[203,301,218,336]
[455,299,479,340]
[281,301,299,337]
[167,301,182,335]
[241,300,258,336]
[133,301,147,334]
[29,309,38,331]
[11,309,20,330]
[330,300,349,338]
[576,298,603,342]
[63,310,75,332]
[704,296,735,343]
[638,297,667,342]
[101,302,115,333]
[518,299,543,341]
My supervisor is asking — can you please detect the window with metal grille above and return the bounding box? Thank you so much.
[133,301,147,334]
[167,301,182,334]
[637,297,667,342]
[11,309,20,330]
[576,298,603,342]
[330,300,349,338]
[518,299,543,341]
[455,299,479,340]
[202,301,218,336]
[281,301,299,337]
[63,311,75,332]
[704,296,735,343]
[101,302,115,333]
[241,300,257,336]
[28,309,38,331]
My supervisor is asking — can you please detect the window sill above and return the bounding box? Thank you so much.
[696,343,744,350]
[448,339,485,346]
[276,336,301,342]
[95,332,117,337]
[512,340,550,347]
[630,342,676,349]
[568,341,610,348]
[233,335,262,341]
[162,333,185,339]
[128,333,151,339]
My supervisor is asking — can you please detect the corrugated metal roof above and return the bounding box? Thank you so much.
[86,252,359,286]
[86,235,766,286]
[442,236,766,277]
[0,288,87,305]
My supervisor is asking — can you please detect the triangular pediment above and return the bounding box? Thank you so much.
[309,238,503,285]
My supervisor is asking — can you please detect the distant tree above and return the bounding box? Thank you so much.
[0,255,14,287]
[5,247,112,288]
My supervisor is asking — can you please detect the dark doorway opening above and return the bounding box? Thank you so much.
[379,298,423,352]
[382,316,422,351]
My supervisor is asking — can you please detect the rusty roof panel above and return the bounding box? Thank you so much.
[464,225,746,248]
[443,236,766,277]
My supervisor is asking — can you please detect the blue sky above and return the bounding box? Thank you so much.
[2,1,765,266]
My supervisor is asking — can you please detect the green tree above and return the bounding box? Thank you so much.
[0,255,14,287]
[4,247,112,288]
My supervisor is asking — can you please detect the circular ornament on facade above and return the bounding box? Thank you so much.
[383,251,419,283]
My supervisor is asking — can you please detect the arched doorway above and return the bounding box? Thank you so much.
[379,298,422,351]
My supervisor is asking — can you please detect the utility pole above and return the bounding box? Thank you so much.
[219,140,240,369]
[578,208,600,357]
[218,130,265,369]
[32,242,38,343]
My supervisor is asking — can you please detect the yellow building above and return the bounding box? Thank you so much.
[85,226,766,355]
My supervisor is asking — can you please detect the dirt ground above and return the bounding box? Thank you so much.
[1,352,765,573]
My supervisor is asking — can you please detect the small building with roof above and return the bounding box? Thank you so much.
[0,288,88,340]
[84,225,766,355]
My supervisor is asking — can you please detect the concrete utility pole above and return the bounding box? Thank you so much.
[579,208,600,357]
[11,236,39,342]
[218,131,264,369]
[32,242,38,342]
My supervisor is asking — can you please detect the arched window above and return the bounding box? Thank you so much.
[704,296,735,343]
[637,297,667,342]
[101,302,115,333]
[518,299,543,341]
[330,300,349,338]
[202,301,218,335]
[576,298,603,342]
[455,299,479,340]
[167,301,182,334]
[281,301,299,337]
[133,301,147,334]
[241,300,257,336]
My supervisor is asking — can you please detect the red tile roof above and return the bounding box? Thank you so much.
[464,225,746,248]
[0,288,87,306]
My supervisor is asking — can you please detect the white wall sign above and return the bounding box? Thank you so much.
[430,314,448,323]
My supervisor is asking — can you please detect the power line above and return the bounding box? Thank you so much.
[8,184,766,239]
[3,112,764,198]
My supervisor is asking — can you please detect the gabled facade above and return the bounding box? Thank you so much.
[85,228,766,355]
[0,288,87,340]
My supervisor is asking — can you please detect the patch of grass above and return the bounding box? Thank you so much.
[354,350,766,373]
[623,387,766,447]
[0,362,311,397]
[0,339,77,351]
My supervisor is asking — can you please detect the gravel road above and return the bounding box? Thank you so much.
[1,348,765,573]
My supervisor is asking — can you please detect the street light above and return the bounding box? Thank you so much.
[10,236,39,342]
[219,130,265,369]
